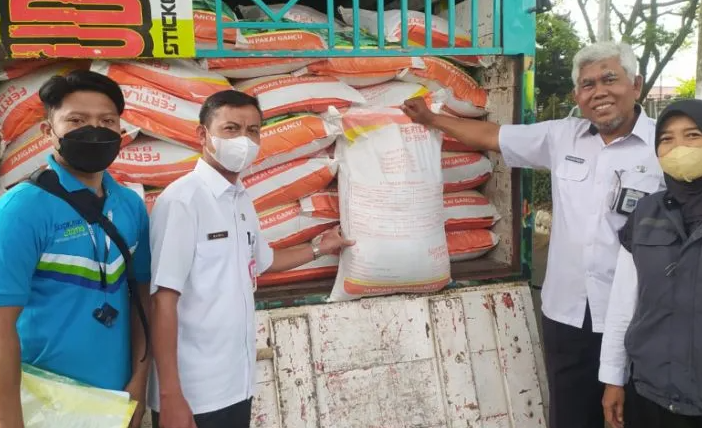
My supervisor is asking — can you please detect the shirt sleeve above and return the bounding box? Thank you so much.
[255,223,274,274]
[132,201,151,285]
[599,245,638,386]
[149,196,197,294]
[0,192,46,307]
[498,121,556,170]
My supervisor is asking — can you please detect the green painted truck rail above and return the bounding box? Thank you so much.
[197,0,536,57]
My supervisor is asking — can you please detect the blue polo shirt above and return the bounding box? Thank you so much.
[0,156,151,390]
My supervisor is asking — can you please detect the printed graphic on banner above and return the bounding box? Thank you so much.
[0,0,195,59]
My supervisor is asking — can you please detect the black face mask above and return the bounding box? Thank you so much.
[57,126,122,174]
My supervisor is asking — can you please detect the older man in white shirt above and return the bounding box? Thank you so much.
[403,41,664,428]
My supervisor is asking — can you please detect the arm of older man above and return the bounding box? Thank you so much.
[402,98,557,170]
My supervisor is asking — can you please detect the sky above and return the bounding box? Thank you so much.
[554,0,698,87]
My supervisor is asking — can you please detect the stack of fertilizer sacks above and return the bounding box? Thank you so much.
[0,2,500,301]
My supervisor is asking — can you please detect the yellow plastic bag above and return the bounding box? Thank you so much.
[21,364,137,428]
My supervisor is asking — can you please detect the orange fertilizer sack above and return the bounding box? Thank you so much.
[441,151,492,192]
[446,229,499,261]
[234,75,366,120]
[257,253,339,287]
[443,190,500,231]
[338,7,485,67]
[442,135,473,152]
[251,113,340,175]
[204,57,317,80]
[0,59,61,81]
[202,26,325,79]
[0,62,86,143]
[299,187,339,219]
[242,155,338,212]
[205,3,335,79]
[108,136,200,188]
[296,57,426,88]
[91,60,232,103]
[0,124,52,189]
[399,57,487,117]
[144,188,164,215]
[358,81,431,108]
[121,86,201,150]
[193,0,241,50]
[258,201,339,249]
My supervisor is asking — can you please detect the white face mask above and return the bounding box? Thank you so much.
[207,133,260,173]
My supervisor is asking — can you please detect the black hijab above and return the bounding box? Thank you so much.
[655,99,702,230]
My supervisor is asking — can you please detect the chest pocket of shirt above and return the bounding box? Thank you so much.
[555,159,589,182]
[196,238,230,259]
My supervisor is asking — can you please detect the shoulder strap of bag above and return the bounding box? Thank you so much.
[28,169,150,361]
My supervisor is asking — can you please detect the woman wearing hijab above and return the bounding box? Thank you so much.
[599,98,702,428]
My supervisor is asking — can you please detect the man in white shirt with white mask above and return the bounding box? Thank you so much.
[147,90,354,428]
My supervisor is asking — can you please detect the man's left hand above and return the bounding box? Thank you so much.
[125,378,147,428]
[317,225,355,255]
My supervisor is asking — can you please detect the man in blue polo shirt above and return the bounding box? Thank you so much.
[0,70,151,428]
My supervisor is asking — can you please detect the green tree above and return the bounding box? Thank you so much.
[675,77,696,98]
[535,12,584,109]
[575,0,700,102]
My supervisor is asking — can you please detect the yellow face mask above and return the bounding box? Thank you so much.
[659,145,702,182]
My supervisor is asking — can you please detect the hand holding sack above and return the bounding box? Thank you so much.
[258,201,339,249]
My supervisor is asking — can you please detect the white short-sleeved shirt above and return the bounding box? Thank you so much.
[499,109,663,332]
[147,159,274,415]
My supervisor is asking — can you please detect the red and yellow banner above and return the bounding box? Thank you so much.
[0,0,195,59]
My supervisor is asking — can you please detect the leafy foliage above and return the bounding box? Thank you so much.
[533,170,553,209]
[535,12,584,109]
[675,77,697,98]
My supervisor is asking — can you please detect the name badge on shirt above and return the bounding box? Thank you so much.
[565,155,585,164]
[207,231,229,240]
[247,232,258,292]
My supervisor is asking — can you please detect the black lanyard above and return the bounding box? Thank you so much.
[86,212,111,290]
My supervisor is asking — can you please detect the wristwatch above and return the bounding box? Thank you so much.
[311,235,323,260]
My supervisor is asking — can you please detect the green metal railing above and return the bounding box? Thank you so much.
[196,0,536,58]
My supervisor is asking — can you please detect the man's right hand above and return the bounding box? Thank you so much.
[401,97,437,127]
[158,393,197,428]
[602,384,625,428]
